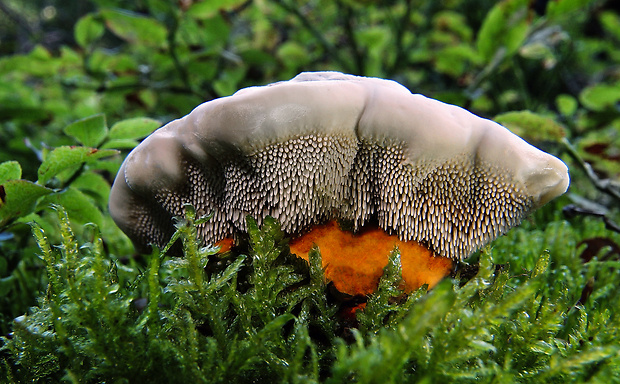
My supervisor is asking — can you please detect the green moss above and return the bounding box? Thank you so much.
[1,204,619,383]
[0,206,333,383]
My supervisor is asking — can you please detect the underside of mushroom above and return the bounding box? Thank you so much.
[109,72,570,267]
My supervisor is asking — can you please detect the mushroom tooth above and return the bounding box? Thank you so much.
[109,71,569,259]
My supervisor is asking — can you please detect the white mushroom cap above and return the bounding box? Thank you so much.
[109,72,569,258]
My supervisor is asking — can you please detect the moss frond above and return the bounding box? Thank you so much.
[1,206,619,383]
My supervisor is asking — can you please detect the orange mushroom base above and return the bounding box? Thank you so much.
[214,220,454,298]
[289,220,453,296]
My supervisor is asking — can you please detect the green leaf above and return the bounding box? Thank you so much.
[579,83,620,112]
[0,180,53,226]
[256,313,296,338]
[71,172,111,205]
[0,161,22,183]
[519,41,554,60]
[186,0,247,19]
[100,139,139,150]
[38,188,104,227]
[556,94,578,116]
[0,45,59,77]
[434,44,481,77]
[108,117,160,140]
[470,339,497,353]
[494,111,566,142]
[63,114,108,147]
[206,256,245,294]
[276,41,310,69]
[0,276,14,297]
[213,66,246,97]
[75,13,105,48]
[356,26,391,51]
[0,106,49,123]
[101,9,168,48]
[546,0,595,19]
[600,11,620,41]
[477,0,530,61]
[37,146,119,185]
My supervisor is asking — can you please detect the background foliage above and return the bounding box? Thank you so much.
[1,0,619,382]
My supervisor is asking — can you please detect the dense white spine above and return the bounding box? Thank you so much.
[109,72,569,258]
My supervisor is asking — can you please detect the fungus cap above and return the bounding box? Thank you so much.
[109,71,569,260]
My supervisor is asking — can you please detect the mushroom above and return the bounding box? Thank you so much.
[109,71,569,293]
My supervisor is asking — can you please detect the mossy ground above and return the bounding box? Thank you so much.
[1,200,619,383]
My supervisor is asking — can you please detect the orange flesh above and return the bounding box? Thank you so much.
[289,220,453,296]
[215,221,453,297]
[215,238,234,253]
